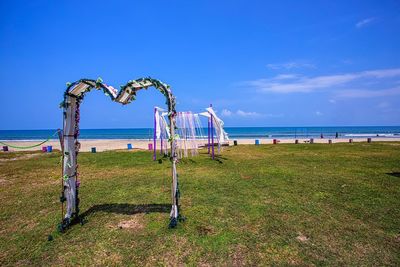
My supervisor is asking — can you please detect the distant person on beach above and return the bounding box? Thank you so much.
[335,132,339,139]
[320,133,324,139]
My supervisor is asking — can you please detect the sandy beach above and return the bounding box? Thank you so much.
[1,137,399,152]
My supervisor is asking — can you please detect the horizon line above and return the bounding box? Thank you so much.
[1,125,400,131]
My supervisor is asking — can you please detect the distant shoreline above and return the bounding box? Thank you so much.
[2,138,399,152]
[1,126,400,142]
[1,136,400,142]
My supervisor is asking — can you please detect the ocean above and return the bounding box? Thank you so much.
[0,126,399,140]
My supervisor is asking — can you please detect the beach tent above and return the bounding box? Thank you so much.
[59,77,183,231]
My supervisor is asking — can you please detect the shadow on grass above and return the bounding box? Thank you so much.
[57,204,171,233]
[80,203,171,217]
[213,154,227,164]
[386,172,400,178]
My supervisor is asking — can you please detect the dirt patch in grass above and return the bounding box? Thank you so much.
[296,233,309,243]
[93,249,123,266]
[146,235,191,266]
[196,225,215,236]
[22,220,40,232]
[164,236,191,264]
[240,174,252,180]
[229,244,248,266]
[113,215,145,231]
[353,242,376,259]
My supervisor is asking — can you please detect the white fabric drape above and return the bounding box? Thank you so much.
[206,107,229,144]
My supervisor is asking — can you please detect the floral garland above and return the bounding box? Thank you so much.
[61,77,176,115]
[60,77,180,228]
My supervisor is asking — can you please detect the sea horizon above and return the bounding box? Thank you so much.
[1,126,399,141]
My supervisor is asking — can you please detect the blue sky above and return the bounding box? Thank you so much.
[1,0,399,129]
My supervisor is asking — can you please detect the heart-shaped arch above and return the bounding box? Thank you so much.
[59,77,182,231]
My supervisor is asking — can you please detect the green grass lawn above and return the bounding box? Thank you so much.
[0,142,399,266]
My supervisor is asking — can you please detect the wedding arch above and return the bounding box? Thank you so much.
[59,77,182,231]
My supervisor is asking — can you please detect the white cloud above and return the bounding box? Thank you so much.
[220,108,285,119]
[329,99,336,104]
[356,17,376,28]
[336,87,400,98]
[315,111,323,116]
[220,109,263,118]
[236,110,261,117]
[266,62,315,70]
[245,68,400,94]
[221,109,232,117]
[274,74,299,80]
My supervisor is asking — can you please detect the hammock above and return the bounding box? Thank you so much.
[0,130,60,149]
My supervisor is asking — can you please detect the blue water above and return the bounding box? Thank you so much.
[1,126,400,140]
